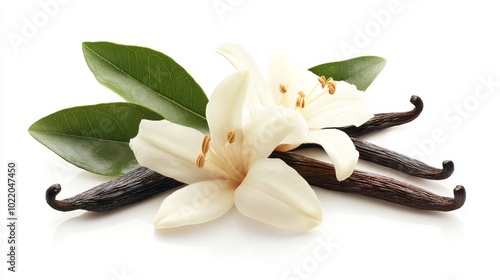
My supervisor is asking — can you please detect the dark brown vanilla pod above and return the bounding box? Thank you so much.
[353,138,454,180]
[46,151,464,213]
[271,151,465,211]
[46,166,184,212]
[296,138,454,180]
[337,95,424,137]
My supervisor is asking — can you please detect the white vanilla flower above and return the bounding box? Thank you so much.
[130,70,322,231]
[216,43,374,180]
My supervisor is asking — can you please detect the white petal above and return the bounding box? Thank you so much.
[309,129,359,181]
[129,120,213,184]
[242,106,309,166]
[154,180,236,229]
[216,43,274,107]
[234,158,322,231]
[303,81,374,128]
[268,48,320,106]
[206,70,249,150]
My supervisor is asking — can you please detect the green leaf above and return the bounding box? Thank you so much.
[82,41,209,133]
[28,103,164,176]
[309,56,386,91]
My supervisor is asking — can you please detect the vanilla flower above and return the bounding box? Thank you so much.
[216,44,374,180]
[130,71,322,231]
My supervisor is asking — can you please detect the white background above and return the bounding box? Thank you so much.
[1,1,499,279]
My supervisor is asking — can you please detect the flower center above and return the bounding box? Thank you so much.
[195,130,247,183]
[279,75,336,109]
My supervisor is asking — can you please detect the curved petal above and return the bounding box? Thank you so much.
[303,81,374,129]
[234,158,322,231]
[129,120,214,184]
[154,179,236,229]
[309,129,359,181]
[206,70,249,151]
[242,106,309,167]
[216,43,274,107]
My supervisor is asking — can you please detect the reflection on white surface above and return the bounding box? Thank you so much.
[47,169,467,279]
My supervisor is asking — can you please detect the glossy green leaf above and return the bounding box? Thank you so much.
[309,56,386,91]
[29,103,164,176]
[82,41,209,133]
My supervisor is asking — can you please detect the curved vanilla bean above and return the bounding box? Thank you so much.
[337,95,423,137]
[271,151,465,211]
[46,150,465,212]
[296,138,454,180]
[46,166,184,212]
[353,138,454,180]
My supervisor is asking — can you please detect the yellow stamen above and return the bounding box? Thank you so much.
[318,76,327,88]
[295,92,305,108]
[327,80,336,95]
[227,130,236,144]
[196,153,206,168]
[279,84,287,94]
[201,135,211,155]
